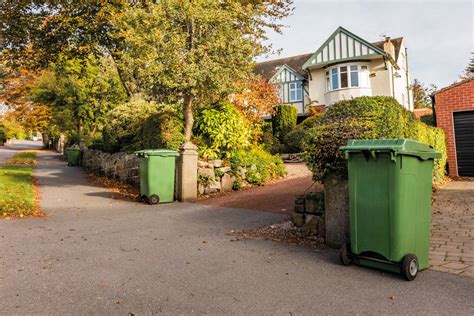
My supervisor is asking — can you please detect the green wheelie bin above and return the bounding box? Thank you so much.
[135,149,179,204]
[340,139,441,280]
[66,148,81,166]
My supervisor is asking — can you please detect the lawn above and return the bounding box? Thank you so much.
[0,151,42,218]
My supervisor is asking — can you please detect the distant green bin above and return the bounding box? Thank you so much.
[340,139,441,280]
[66,148,81,166]
[135,149,179,204]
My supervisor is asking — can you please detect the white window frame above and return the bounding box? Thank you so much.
[289,82,303,102]
[326,63,371,92]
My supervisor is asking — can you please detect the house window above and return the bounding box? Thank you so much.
[326,64,370,92]
[289,82,303,102]
[350,65,359,87]
[331,68,339,90]
[340,66,348,88]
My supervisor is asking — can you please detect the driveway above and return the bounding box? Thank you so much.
[430,179,474,276]
[0,139,43,163]
[0,151,472,314]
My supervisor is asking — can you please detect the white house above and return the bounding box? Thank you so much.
[254,26,414,115]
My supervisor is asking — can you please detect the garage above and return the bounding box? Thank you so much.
[433,78,474,177]
[453,111,474,177]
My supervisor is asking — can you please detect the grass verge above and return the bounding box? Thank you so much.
[0,151,44,218]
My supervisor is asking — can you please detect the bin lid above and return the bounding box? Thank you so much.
[341,139,442,160]
[66,147,81,151]
[135,149,179,157]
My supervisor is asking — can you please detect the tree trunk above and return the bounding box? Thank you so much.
[183,94,194,141]
[42,132,49,149]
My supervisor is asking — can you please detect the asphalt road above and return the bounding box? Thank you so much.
[0,139,43,163]
[0,150,472,315]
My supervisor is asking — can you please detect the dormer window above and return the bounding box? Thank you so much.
[289,82,303,102]
[326,64,370,92]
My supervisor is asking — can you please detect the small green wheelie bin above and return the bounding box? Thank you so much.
[339,139,441,280]
[135,149,179,205]
[66,148,81,166]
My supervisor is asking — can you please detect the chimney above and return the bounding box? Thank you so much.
[383,37,396,60]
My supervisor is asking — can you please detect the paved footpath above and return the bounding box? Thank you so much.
[430,179,474,277]
[0,151,473,314]
[0,140,43,163]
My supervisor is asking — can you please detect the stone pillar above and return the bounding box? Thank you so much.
[176,142,198,202]
[324,173,350,249]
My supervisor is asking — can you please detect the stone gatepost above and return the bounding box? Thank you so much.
[324,173,350,249]
[176,142,198,202]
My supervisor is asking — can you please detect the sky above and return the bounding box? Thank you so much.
[258,0,473,89]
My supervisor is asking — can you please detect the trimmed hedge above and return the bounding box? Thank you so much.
[302,96,446,182]
[272,104,297,142]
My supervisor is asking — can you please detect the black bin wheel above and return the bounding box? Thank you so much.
[148,194,160,205]
[401,254,418,281]
[339,241,355,266]
[67,162,73,167]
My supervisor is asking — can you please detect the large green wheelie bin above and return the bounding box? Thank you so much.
[66,148,81,166]
[339,139,441,280]
[135,149,179,204]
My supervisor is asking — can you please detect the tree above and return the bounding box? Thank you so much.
[231,76,279,123]
[411,79,437,109]
[460,52,474,79]
[114,0,293,141]
[0,1,133,94]
[31,56,127,140]
[0,67,53,139]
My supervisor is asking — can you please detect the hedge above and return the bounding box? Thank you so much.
[302,96,446,182]
[272,104,297,142]
[102,98,184,153]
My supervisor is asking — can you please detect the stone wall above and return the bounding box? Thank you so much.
[197,159,236,195]
[291,192,325,241]
[81,149,140,188]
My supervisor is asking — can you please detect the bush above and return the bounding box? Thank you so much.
[260,121,282,154]
[420,114,434,126]
[272,104,297,142]
[102,98,184,153]
[194,101,251,159]
[231,146,287,186]
[299,115,324,129]
[283,126,307,153]
[302,96,446,182]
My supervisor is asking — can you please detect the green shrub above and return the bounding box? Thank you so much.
[283,126,307,153]
[272,104,297,142]
[260,121,282,154]
[194,101,251,159]
[299,115,324,129]
[231,146,287,186]
[102,98,184,153]
[302,96,446,182]
[420,114,434,126]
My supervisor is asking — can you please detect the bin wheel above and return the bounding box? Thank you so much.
[339,242,355,266]
[139,195,147,203]
[401,254,418,281]
[148,194,160,205]
[67,162,73,167]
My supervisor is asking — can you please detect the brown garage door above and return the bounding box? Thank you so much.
[454,111,474,176]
